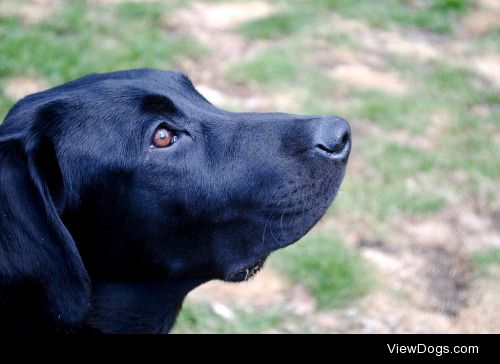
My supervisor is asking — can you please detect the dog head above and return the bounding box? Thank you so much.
[0,69,350,333]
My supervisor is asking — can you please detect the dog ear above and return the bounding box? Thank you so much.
[0,133,91,329]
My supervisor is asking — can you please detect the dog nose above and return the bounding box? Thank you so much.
[314,116,351,162]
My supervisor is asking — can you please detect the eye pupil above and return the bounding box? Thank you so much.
[153,127,173,148]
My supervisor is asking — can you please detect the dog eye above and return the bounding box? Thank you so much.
[152,127,175,148]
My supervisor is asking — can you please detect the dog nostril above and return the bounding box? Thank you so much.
[314,116,351,160]
[332,132,350,153]
[317,132,350,154]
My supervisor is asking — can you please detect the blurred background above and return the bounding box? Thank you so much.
[1,0,499,333]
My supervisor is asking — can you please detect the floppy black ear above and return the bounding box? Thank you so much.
[0,136,90,328]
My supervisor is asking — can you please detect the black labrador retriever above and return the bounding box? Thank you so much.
[0,69,350,334]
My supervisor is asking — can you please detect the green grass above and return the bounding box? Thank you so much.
[445,129,500,179]
[349,91,433,132]
[227,46,307,88]
[361,142,446,216]
[271,234,372,309]
[413,63,500,180]
[354,60,499,206]
[173,303,310,334]
[317,0,471,33]
[478,26,500,51]
[239,11,313,39]
[472,249,500,272]
[335,176,447,219]
[226,44,344,106]
[373,143,437,178]
[425,64,483,107]
[239,0,471,41]
[0,90,14,120]
[116,1,167,20]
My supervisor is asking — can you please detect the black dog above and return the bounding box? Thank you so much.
[0,69,350,334]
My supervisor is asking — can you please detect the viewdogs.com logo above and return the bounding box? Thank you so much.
[387,344,479,357]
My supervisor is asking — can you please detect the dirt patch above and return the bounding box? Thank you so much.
[314,47,360,66]
[4,76,47,101]
[166,1,274,55]
[390,130,435,151]
[381,31,442,61]
[284,285,317,316]
[426,246,471,316]
[362,248,404,273]
[314,292,458,333]
[427,111,452,144]
[329,63,407,95]
[457,273,500,333]
[477,0,500,11]
[400,208,500,254]
[403,220,455,247]
[195,84,308,113]
[473,55,500,89]
[341,205,500,333]
[461,11,500,36]
[0,0,62,25]
[173,1,274,31]
[358,292,458,333]
[195,85,241,108]
[186,266,290,310]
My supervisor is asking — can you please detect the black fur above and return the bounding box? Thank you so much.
[0,69,350,334]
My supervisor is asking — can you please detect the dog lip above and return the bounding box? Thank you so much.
[226,257,267,282]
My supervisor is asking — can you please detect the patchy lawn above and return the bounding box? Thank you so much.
[1,0,499,333]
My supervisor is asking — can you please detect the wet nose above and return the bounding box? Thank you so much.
[314,116,351,163]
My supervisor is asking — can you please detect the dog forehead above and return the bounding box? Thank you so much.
[88,69,195,94]
[84,70,205,109]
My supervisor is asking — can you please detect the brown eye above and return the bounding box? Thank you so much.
[153,127,173,148]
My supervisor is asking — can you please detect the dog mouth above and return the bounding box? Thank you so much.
[226,257,267,283]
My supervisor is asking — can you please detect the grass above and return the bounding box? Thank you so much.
[335,176,447,219]
[332,138,448,217]
[227,45,308,88]
[472,249,500,272]
[239,11,313,39]
[478,26,500,51]
[271,234,372,309]
[349,91,433,133]
[339,58,497,218]
[0,0,204,118]
[318,0,470,33]
[372,143,437,178]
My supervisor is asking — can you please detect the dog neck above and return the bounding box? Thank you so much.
[86,278,207,334]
